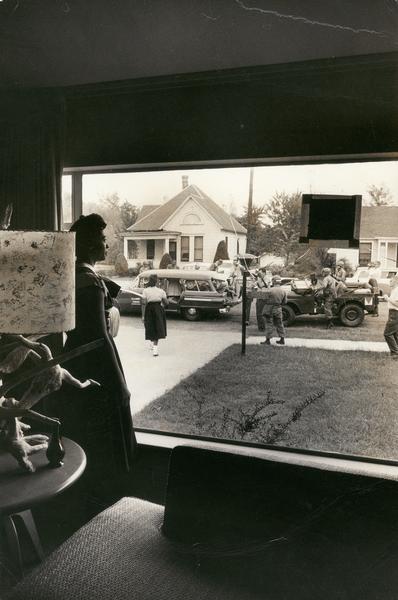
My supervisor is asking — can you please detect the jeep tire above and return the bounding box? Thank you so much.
[339,303,364,327]
[282,305,296,326]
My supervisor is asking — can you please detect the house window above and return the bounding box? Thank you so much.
[147,239,155,260]
[181,236,190,262]
[359,242,372,266]
[169,240,177,261]
[225,236,228,252]
[194,236,203,261]
[183,213,201,225]
[237,239,240,255]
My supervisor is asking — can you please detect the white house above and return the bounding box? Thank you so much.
[122,177,247,267]
[329,206,398,269]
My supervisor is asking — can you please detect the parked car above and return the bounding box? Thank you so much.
[346,267,398,296]
[181,262,213,271]
[115,269,240,321]
[251,278,378,327]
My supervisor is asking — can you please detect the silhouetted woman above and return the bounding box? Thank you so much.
[58,214,135,512]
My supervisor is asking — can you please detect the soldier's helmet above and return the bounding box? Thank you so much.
[322,267,331,275]
[272,276,282,284]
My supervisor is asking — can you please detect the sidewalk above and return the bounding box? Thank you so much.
[118,329,238,415]
[246,336,389,352]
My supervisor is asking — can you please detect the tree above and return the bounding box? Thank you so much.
[213,240,229,261]
[84,193,138,264]
[120,201,139,229]
[367,184,392,206]
[237,204,267,255]
[264,191,302,266]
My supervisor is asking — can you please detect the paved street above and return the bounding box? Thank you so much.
[115,302,389,416]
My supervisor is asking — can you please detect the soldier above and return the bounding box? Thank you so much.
[255,268,271,331]
[334,260,346,283]
[320,267,337,329]
[333,260,347,297]
[260,276,287,346]
[383,275,398,358]
[245,268,271,326]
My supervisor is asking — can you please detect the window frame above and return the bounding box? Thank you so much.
[194,236,204,262]
[181,236,190,262]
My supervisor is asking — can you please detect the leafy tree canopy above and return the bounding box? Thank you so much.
[366,184,392,206]
[84,193,138,264]
[264,191,302,266]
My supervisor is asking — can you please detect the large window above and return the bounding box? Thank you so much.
[62,159,398,462]
[359,242,372,266]
[181,236,190,262]
[61,175,72,230]
[194,236,203,261]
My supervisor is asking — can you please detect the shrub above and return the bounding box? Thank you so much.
[114,253,129,275]
[213,240,229,262]
[159,253,173,269]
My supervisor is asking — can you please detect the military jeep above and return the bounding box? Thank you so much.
[281,279,378,327]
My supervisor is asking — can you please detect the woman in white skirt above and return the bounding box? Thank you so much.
[141,274,168,356]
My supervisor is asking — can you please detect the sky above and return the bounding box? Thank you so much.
[63,160,398,216]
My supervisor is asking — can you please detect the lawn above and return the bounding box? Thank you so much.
[245,301,387,342]
[135,344,398,461]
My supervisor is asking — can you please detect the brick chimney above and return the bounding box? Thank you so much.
[182,175,189,189]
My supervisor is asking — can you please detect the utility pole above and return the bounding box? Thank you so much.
[246,167,254,253]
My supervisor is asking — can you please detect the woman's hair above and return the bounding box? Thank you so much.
[148,274,158,287]
[69,213,107,260]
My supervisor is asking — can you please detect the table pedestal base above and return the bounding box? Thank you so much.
[3,510,44,576]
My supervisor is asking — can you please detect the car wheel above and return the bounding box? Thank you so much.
[282,305,296,326]
[339,303,364,327]
[182,307,201,321]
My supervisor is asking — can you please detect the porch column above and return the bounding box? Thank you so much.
[164,237,170,254]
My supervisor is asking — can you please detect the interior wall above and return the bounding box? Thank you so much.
[64,53,398,169]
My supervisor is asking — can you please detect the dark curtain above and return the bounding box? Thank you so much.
[0,89,65,231]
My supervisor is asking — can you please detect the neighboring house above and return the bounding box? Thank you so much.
[122,177,247,267]
[329,206,398,269]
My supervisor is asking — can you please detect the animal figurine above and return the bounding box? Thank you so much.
[0,334,99,472]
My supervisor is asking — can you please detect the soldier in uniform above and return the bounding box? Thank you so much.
[333,260,347,297]
[260,276,287,346]
[320,267,337,329]
[334,260,347,283]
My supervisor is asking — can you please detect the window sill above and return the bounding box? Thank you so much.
[136,431,398,482]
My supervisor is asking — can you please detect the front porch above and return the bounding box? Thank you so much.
[361,238,398,268]
[122,231,180,268]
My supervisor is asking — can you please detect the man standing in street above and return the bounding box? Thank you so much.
[320,267,337,329]
[260,276,287,346]
[383,275,398,358]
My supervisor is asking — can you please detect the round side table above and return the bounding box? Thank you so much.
[0,438,86,576]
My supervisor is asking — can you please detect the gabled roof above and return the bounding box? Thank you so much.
[360,206,398,238]
[137,205,161,221]
[128,184,246,234]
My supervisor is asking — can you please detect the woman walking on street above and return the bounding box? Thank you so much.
[142,274,168,356]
